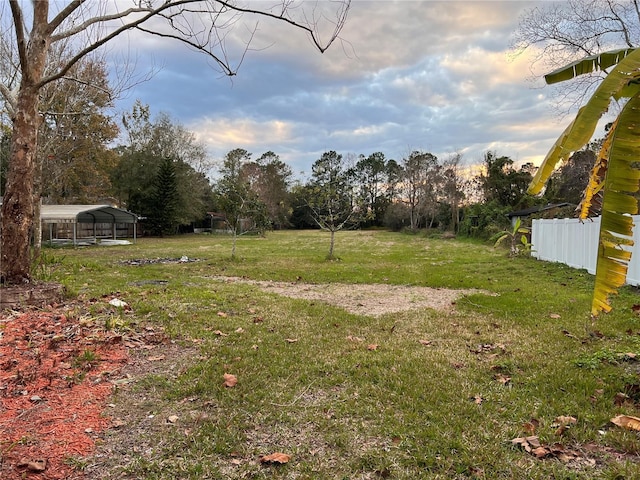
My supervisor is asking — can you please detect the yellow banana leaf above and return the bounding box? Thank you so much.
[528,48,640,195]
[577,119,615,219]
[591,92,640,316]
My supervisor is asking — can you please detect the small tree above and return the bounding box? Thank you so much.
[306,151,360,259]
[214,149,269,258]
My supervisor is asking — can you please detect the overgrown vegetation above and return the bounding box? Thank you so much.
[44,231,640,479]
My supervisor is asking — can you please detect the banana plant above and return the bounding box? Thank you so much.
[528,47,640,316]
[494,218,531,256]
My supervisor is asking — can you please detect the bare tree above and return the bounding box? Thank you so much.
[400,150,439,231]
[307,150,360,260]
[440,152,465,233]
[512,0,640,112]
[0,0,350,284]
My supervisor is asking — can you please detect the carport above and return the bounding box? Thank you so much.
[41,205,138,245]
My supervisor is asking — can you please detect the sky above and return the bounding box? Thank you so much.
[111,0,568,179]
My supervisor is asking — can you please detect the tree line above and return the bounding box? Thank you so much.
[0,84,597,250]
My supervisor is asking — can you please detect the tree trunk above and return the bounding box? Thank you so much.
[231,229,237,258]
[1,2,49,284]
[1,86,42,283]
[328,229,335,259]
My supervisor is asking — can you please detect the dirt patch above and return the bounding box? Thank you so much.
[208,276,489,316]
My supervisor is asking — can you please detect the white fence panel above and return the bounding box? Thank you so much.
[531,215,640,286]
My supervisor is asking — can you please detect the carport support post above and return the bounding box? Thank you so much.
[73,223,77,246]
[112,223,116,240]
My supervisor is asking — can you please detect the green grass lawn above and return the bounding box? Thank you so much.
[47,230,640,479]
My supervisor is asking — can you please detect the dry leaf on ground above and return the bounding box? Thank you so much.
[522,419,539,435]
[259,452,291,464]
[17,459,47,472]
[611,414,640,431]
[223,373,238,388]
[511,435,541,453]
[554,416,577,426]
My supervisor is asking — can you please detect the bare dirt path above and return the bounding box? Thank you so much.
[208,276,489,316]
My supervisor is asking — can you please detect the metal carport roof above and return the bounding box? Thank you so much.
[40,205,138,245]
[41,205,138,224]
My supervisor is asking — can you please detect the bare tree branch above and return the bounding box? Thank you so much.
[8,0,28,79]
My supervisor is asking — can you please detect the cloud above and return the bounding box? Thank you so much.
[111,0,568,177]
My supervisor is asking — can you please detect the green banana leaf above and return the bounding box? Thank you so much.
[528,48,640,195]
[545,48,637,85]
[591,91,640,315]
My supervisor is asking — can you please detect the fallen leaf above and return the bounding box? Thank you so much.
[17,458,47,472]
[167,415,179,424]
[285,338,298,343]
[549,313,561,319]
[532,446,550,458]
[495,374,511,385]
[223,373,238,388]
[235,327,244,333]
[511,435,540,453]
[217,311,228,318]
[562,329,577,339]
[259,452,291,464]
[471,395,483,405]
[213,330,228,336]
[611,414,640,431]
[419,339,432,346]
[346,335,364,342]
[522,419,539,435]
[367,344,379,351]
[147,355,165,362]
[230,458,242,466]
[632,304,640,314]
[554,415,577,426]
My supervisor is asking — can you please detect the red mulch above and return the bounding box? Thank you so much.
[0,305,129,480]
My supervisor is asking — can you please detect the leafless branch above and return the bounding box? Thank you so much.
[8,1,28,79]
